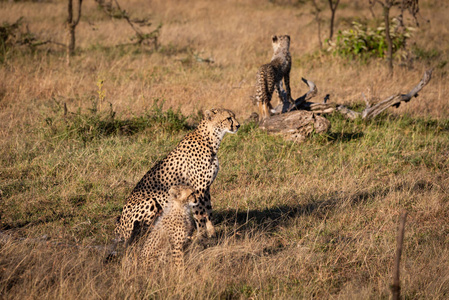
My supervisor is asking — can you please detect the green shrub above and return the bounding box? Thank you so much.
[328,19,413,60]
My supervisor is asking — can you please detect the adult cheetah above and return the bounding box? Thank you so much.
[140,185,195,266]
[115,108,240,247]
[255,35,293,120]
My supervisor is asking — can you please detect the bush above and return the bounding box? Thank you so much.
[328,19,413,60]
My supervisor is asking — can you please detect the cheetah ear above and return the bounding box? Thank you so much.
[272,35,278,43]
[204,109,216,121]
[285,35,290,41]
[169,186,180,198]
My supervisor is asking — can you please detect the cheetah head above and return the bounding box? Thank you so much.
[169,185,195,205]
[271,35,290,52]
[204,108,240,136]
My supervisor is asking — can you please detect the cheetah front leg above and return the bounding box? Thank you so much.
[203,189,216,237]
[275,81,288,107]
[283,72,294,104]
[258,101,272,121]
[192,189,216,238]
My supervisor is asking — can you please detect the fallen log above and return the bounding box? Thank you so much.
[257,69,433,141]
[259,109,331,142]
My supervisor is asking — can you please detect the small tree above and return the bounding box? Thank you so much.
[310,0,324,49]
[327,0,340,41]
[67,0,83,64]
[369,0,395,72]
[311,0,340,48]
[369,0,420,73]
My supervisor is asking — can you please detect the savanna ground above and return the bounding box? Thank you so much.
[1,0,448,298]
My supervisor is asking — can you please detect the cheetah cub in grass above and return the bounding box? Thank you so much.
[114,108,239,247]
[255,35,293,120]
[140,185,195,266]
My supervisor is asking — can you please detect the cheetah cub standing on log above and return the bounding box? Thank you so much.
[255,35,293,120]
[140,185,195,266]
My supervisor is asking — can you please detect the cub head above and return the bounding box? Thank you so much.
[204,108,240,135]
[271,35,290,52]
[169,185,195,205]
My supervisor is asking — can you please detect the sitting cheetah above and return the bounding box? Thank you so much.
[255,35,293,120]
[114,108,240,247]
[140,185,195,266]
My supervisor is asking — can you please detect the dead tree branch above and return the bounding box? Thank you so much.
[95,0,161,50]
[273,68,433,121]
[361,68,433,120]
[391,211,408,300]
[258,69,433,141]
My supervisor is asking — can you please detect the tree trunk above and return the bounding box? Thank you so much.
[66,0,83,64]
[311,0,323,49]
[328,0,340,41]
[383,3,393,73]
[67,25,75,57]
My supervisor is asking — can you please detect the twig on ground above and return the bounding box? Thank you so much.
[391,210,408,300]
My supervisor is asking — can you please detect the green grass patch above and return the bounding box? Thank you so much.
[42,99,192,143]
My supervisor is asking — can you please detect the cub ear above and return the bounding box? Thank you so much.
[169,186,180,198]
[285,35,290,41]
[272,35,278,43]
[186,187,194,196]
[204,109,216,121]
[183,189,195,201]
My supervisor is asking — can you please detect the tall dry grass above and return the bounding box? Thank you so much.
[0,0,448,126]
[1,0,449,298]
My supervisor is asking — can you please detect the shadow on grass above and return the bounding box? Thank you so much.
[324,131,364,143]
[212,182,411,236]
[215,201,331,232]
[0,211,76,231]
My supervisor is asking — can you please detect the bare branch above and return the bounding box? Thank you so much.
[361,68,433,120]
[67,0,73,25]
[271,68,433,121]
[74,0,83,27]
[96,0,160,49]
[362,93,371,108]
[336,105,360,120]
[391,211,408,300]
[113,0,144,42]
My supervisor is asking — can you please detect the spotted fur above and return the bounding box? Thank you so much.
[255,35,293,120]
[114,108,240,247]
[140,185,195,266]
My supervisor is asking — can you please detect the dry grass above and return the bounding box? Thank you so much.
[1,0,449,299]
